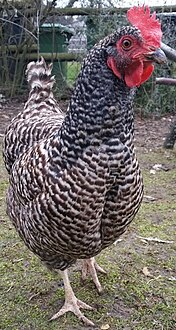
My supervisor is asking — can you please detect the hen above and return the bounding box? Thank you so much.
[3,5,166,326]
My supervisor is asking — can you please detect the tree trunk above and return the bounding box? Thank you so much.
[164,121,176,149]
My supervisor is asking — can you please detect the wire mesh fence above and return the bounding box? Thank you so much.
[0,3,176,115]
[137,12,176,116]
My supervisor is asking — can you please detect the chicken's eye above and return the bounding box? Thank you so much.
[122,39,132,50]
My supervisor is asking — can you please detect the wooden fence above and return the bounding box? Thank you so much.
[0,4,176,101]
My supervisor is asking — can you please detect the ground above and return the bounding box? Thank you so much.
[0,101,175,330]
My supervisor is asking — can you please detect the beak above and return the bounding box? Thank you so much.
[145,48,167,64]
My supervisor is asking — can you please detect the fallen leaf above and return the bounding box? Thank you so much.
[152,163,163,171]
[142,267,152,277]
[143,195,156,202]
[152,164,169,171]
[101,324,110,330]
[113,238,123,245]
[168,277,176,281]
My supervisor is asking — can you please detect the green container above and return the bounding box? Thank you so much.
[39,24,73,90]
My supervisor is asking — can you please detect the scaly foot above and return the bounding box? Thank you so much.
[50,295,94,326]
[81,257,107,293]
[50,269,95,326]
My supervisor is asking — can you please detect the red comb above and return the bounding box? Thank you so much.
[127,5,162,47]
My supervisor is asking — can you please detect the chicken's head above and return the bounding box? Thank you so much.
[107,5,166,87]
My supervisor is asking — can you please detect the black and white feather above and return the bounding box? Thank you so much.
[3,29,144,272]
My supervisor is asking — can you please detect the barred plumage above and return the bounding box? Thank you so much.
[3,5,166,326]
[3,57,64,173]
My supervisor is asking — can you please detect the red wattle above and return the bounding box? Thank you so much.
[140,64,154,85]
[107,56,154,88]
[107,57,121,80]
[124,61,144,87]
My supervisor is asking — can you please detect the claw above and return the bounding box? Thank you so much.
[50,298,95,326]
[81,257,107,293]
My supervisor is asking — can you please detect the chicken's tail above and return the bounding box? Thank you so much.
[26,56,55,92]
[25,57,63,114]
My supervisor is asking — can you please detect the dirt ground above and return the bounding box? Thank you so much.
[0,100,176,330]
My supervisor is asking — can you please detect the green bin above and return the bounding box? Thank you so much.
[39,24,73,91]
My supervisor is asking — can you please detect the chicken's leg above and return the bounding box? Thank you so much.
[50,269,95,326]
[81,257,107,293]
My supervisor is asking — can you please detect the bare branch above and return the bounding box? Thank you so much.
[161,42,176,62]
[10,5,176,17]
[136,236,174,244]
[25,52,84,61]
[0,18,37,40]
[156,78,176,86]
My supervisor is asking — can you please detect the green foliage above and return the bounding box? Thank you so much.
[67,62,81,85]
[135,62,176,116]
[86,12,124,49]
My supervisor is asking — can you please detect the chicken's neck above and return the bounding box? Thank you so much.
[55,52,136,160]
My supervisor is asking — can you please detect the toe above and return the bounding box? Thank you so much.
[49,298,95,326]
[77,299,95,310]
[94,262,107,275]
